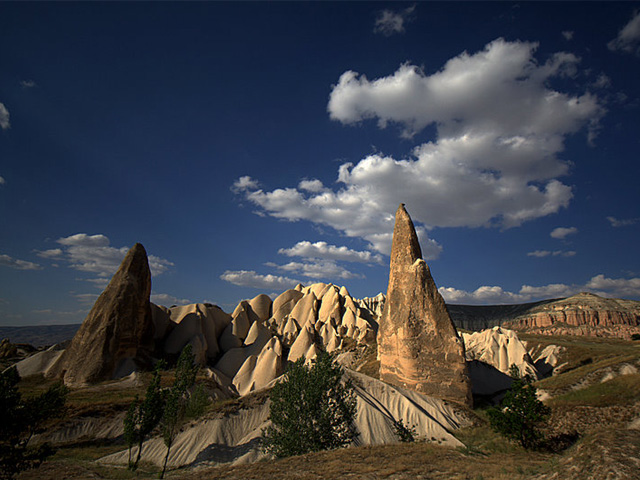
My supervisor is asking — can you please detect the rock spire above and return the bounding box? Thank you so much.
[47,243,155,386]
[378,204,472,406]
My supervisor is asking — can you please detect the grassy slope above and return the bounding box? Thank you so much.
[16,335,640,480]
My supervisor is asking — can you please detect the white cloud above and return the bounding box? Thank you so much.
[273,260,361,280]
[373,4,416,37]
[36,248,63,259]
[151,293,192,306]
[298,179,326,193]
[608,10,640,54]
[607,216,639,227]
[527,250,576,258]
[441,274,640,305]
[0,103,10,130]
[0,176,5,186]
[57,233,110,247]
[54,233,173,279]
[239,40,602,255]
[231,175,260,193]
[586,274,640,298]
[0,254,42,271]
[562,30,574,41]
[439,285,528,304]
[550,227,578,239]
[73,293,99,305]
[278,240,383,264]
[220,270,301,290]
[20,80,36,88]
[592,73,612,89]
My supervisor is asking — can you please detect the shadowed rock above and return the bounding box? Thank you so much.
[378,204,472,407]
[47,243,155,386]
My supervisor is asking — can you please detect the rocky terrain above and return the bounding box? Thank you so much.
[4,205,640,479]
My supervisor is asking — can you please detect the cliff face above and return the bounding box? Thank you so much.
[503,293,640,339]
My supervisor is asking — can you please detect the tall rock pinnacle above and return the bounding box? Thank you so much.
[378,204,472,407]
[47,243,155,386]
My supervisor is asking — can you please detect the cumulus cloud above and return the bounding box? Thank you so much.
[220,270,300,290]
[20,80,36,88]
[373,4,416,36]
[527,250,576,258]
[441,274,640,305]
[238,40,602,255]
[550,227,578,239]
[151,293,192,306]
[231,175,260,193]
[298,179,326,193]
[50,233,174,280]
[0,254,42,271]
[608,10,640,54]
[278,240,383,264]
[36,248,63,259]
[0,176,5,186]
[562,30,574,41]
[0,103,10,130]
[272,260,361,280]
[607,216,639,227]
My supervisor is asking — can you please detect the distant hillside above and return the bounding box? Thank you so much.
[3,292,639,347]
[447,299,559,331]
[0,324,80,347]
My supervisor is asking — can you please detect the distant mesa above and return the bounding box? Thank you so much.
[377,204,472,407]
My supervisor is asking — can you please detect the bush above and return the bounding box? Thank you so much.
[487,364,550,450]
[123,361,166,470]
[0,367,68,479]
[262,351,357,458]
[392,419,417,442]
[160,344,199,479]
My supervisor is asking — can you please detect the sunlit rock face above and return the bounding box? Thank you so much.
[378,204,472,407]
[47,243,155,386]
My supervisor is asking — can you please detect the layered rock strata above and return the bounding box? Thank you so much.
[378,204,472,407]
[505,292,640,339]
[47,243,155,386]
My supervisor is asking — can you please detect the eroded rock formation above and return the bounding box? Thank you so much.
[505,293,640,339]
[378,204,472,406]
[47,243,155,386]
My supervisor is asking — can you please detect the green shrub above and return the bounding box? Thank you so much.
[487,364,550,450]
[262,351,357,458]
[0,367,68,479]
[392,418,417,442]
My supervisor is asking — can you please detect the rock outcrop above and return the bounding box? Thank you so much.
[47,243,155,386]
[504,292,640,339]
[378,204,472,407]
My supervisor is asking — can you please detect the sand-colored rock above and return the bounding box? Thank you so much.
[47,243,155,386]
[233,337,283,396]
[249,294,272,322]
[163,303,230,362]
[14,343,65,377]
[378,205,472,406]
[99,368,470,470]
[462,327,538,379]
[287,323,316,363]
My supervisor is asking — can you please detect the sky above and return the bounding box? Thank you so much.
[1,2,640,326]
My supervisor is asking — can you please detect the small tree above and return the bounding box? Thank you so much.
[487,364,551,449]
[159,344,199,479]
[124,361,166,470]
[262,351,357,458]
[0,367,68,479]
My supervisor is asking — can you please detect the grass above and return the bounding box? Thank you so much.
[548,373,640,407]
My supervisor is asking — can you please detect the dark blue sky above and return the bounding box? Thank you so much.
[1,2,639,325]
